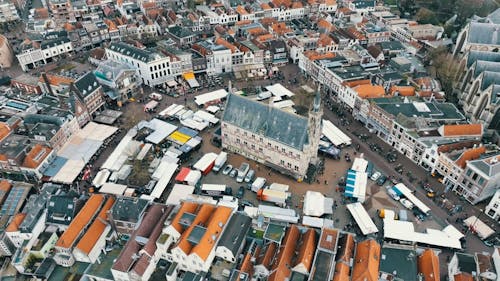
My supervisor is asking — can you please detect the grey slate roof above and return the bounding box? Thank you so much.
[223,94,309,150]
[41,37,70,49]
[20,183,59,233]
[379,246,418,281]
[468,22,500,45]
[109,42,155,63]
[469,154,500,177]
[472,60,500,77]
[376,99,464,120]
[46,190,83,226]
[74,72,100,98]
[466,51,500,68]
[456,253,478,274]
[480,71,500,91]
[217,213,251,255]
[110,197,149,223]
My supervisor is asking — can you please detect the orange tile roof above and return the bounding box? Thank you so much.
[22,144,52,169]
[317,19,333,31]
[390,85,415,97]
[247,27,267,36]
[176,204,215,255]
[236,20,253,26]
[75,196,115,255]
[191,206,232,261]
[454,273,474,281]
[0,123,11,142]
[351,239,381,281]
[215,37,238,53]
[104,19,117,31]
[142,2,156,9]
[291,1,303,8]
[256,34,274,42]
[354,84,386,99]
[304,51,336,61]
[236,5,248,14]
[319,228,338,251]
[259,242,277,269]
[442,124,483,137]
[455,146,486,169]
[6,213,26,232]
[333,263,350,281]
[271,22,292,35]
[325,0,336,5]
[294,228,316,273]
[260,3,272,9]
[418,249,439,281]
[56,194,105,249]
[0,180,12,192]
[39,74,74,86]
[170,202,199,233]
[343,79,371,88]
[240,245,260,275]
[318,33,333,47]
[63,23,75,31]
[268,225,300,281]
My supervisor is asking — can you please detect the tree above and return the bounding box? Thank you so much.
[415,8,438,25]
[428,46,460,103]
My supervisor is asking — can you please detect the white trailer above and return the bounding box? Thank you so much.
[144,100,159,112]
[92,169,110,187]
[268,183,289,192]
[212,152,227,173]
[251,177,266,192]
[257,188,290,207]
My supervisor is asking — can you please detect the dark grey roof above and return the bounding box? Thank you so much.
[41,37,70,49]
[456,253,477,274]
[352,0,375,9]
[110,197,149,223]
[379,245,418,281]
[217,213,251,255]
[468,155,500,177]
[187,225,206,245]
[222,94,309,150]
[109,42,154,63]
[74,72,100,97]
[46,191,82,226]
[375,98,464,120]
[488,107,500,130]
[20,183,59,233]
[468,22,500,45]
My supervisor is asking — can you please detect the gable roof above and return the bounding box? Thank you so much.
[22,144,52,169]
[440,124,483,137]
[5,213,26,232]
[454,272,474,281]
[222,94,309,150]
[455,146,486,169]
[170,202,200,233]
[268,225,300,281]
[73,72,101,98]
[418,249,439,281]
[217,212,251,255]
[0,123,11,142]
[191,206,233,261]
[75,196,115,255]
[176,204,216,255]
[293,228,316,273]
[46,191,81,226]
[56,194,105,248]
[258,242,277,269]
[354,84,386,99]
[351,239,380,281]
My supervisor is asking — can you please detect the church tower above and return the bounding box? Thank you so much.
[308,85,323,163]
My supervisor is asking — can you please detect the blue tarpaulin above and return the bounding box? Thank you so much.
[42,156,68,177]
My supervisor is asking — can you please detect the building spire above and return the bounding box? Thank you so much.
[313,84,321,112]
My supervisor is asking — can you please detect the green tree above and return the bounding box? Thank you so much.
[415,8,439,24]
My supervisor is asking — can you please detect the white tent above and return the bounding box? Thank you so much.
[166,184,195,205]
[180,118,209,131]
[92,169,111,187]
[463,216,495,240]
[393,183,431,215]
[346,202,378,235]
[193,110,219,124]
[151,162,178,199]
[138,118,177,144]
[383,214,462,249]
[99,182,128,195]
[303,191,333,217]
[136,143,152,161]
[194,89,229,106]
[322,119,352,146]
[351,157,368,173]
[51,159,86,184]
[265,83,295,98]
[102,129,139,171]
[77,122,118,141]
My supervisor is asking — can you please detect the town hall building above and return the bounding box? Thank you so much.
[221,88,322,181]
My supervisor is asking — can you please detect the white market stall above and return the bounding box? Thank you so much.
[463,216,495,240]
[322,119,352,146]
[194,89,229,107]
[165,184,195,205]
[346,202,378,235]
[303,191,334,217]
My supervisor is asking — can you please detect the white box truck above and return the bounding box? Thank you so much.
[268,183,289,192]
[212,152,227,173]
[257,188,290,207]
[251,177,266,192]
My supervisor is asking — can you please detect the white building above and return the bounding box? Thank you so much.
[106,42,174,87]
[17,37,73,71]
[0,0,20,23]
[221,88,322,181]
[485,190,500,222]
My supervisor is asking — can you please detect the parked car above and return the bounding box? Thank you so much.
[400,198,414,210]
[244,169,255,183]
[376,175,387,186]
[222,164,233,175]
[237,186,245,199]
[229,168,238,178]
[239,200,254,208]
[370,171,381,181]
